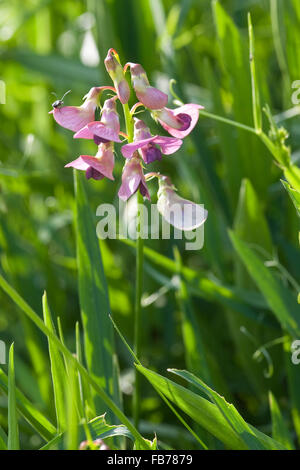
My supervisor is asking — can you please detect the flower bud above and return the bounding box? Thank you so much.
[128,63,168,110]
[104,49,130,104]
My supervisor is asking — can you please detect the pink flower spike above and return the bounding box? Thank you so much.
[118,155,150,201]
[154,103,204,138]
[127,63,168,110]
[49,86,103,132]
[65,142,115,181]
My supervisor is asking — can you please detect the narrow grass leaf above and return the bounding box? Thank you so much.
[0,273,151,448]
[42,292,66,431]
[269,391,295,449]
[8,344,19,450]
[229,231,300,338]
[0,367,56,440]
[169,369,267,450]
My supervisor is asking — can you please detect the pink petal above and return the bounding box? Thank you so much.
[65,157,89,171]
[121,136,157,159]
[159,104,203,138]
[136,87,168,110]
[51,106,95,132]
[80,154,114,181]
[87,122,121,143]
[152,136,183,155]
[118,172,142,201]
[73,125,94,140]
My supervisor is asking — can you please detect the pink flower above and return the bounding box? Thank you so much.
[49,87,102,132]
[104,49,130,104]
[74,97,121,143]
[121,118,182,164]
[157,176,208,230]
[118,154,150,201]
[65,142,115,181]
[153,103,203,138]
[127,63,168,110]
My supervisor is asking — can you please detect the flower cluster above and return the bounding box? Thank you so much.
[50,49,207,229]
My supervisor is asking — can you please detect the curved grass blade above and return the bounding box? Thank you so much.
[0,272,151,449]
[42,292,67,432]
[169,369,267,450]
[136,364,286,450]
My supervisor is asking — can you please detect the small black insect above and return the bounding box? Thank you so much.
[51,89,71,109]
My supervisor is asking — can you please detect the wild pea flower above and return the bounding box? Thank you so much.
[65,142,115,181]
[118,154,150,201]
[121,118,183,164]
[49,86,103,132]
[74,96,121,144]
[156,175,208,230]
[152,103,203,138]
[104,49,130,104]
[50,48,207,229]
[126,63,168,110]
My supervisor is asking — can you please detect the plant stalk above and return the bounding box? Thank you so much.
[122,101,144,430]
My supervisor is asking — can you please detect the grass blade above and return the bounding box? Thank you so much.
[42,292,67,431]
[229,231,300,338]
[8,344,19,450]
[269,391,295,449]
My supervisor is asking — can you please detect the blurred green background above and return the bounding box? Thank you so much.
[0,0,300,449]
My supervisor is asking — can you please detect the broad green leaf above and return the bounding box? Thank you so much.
[136,364,286,450]
[8,344,19,450]
[269,391,294,449]
[42,292,67,431]
[41,414,133,450]
[74,171,120,415]
[230,231,300,338]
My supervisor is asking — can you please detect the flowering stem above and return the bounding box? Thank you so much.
[122,103,134,143]
[133,190,144,429]
[122,100,143,429]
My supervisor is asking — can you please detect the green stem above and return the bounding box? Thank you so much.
[133,191,144,429]
[198,110,259,135]
[122,101,144,430]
